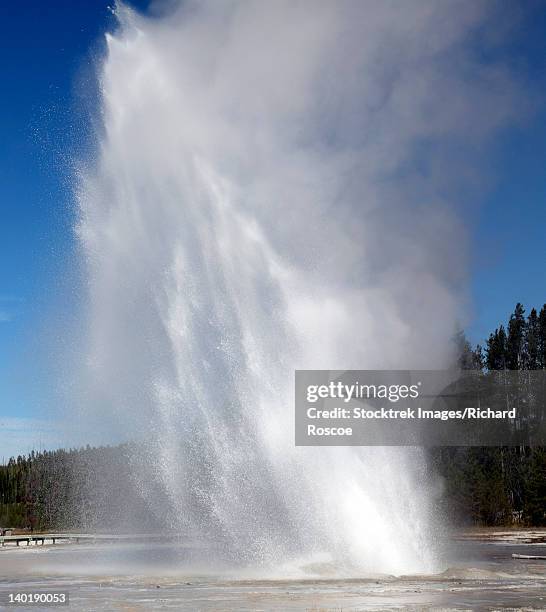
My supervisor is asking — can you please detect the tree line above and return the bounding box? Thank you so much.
[430,302,546,526]
[0,444,164,531]
[1,302,545,530]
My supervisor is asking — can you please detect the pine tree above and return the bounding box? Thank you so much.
[538,305,546,368]
[523,448,546,525]
[454,329,475,369]
[473,344,485,371]
[525,308,540,369]
[486,325,507,370]
[506,303,526,369]
[453,330,484,370]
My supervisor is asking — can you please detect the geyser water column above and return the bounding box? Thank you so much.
[75,1,516,575]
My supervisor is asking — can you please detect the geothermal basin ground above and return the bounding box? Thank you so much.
[1,529,546,610]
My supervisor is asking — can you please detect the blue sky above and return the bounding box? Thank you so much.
[467,3,546,341]
[0,1,146,456]
[1,1,546,456]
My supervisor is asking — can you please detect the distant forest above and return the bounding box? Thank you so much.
[1,302,545,530]
[430,302,546,526]
[0,444,163,532]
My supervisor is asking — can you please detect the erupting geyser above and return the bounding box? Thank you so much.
[75,0,516,575]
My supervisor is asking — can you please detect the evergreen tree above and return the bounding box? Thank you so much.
[523,448,546,525]
[453,330,484,370]
[454,329,474,369]
[506,303,526,369]
[538,305,546,368]
[486,325,507,370]
[525,308,540,369]
[473,344,485,371]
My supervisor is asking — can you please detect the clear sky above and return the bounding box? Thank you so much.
[1,1,546,456]
[471,2,546,343]
[0,0,146,456]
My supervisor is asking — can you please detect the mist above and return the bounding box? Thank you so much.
[71,0,523,575]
